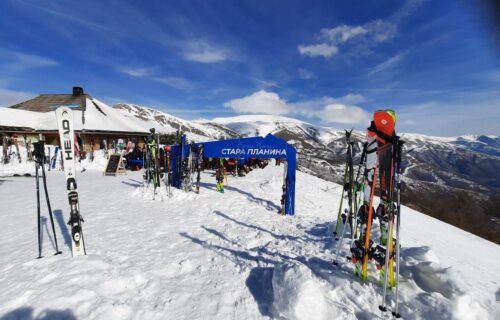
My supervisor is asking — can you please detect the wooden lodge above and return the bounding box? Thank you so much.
[0,87,149,152]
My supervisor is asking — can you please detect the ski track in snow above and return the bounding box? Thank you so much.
[0,160,499,320]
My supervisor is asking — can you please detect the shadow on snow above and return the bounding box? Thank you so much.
[53,209,72,251]
[0,307,76,320]
[180,209,460,319]
[179,210,354,318]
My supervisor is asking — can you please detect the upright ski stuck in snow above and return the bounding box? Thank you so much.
[195,144,203,194]
[56,107,86,257]
[280,159,288,215]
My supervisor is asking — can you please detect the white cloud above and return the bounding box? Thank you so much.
[224,90,290,115]
[298,43,339,58]
[182,40,227,63]
[297,0,423,59]
[120,67,155,77]
[295,95,370,124]
[224,91,371,125]
[337,93,365,104]
[0,88,36,107]
[320,25,368,43]
[298,68,316,80]
[0,49,58,73]
[317,103,371,124]
[367,51,407,76]
[364,20,398,43]
[118,66,193,91]
[152,77,193,91]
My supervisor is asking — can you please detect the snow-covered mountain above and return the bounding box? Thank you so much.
[209,114,500,193]
[114,104,500,243]
[113,103,240,141]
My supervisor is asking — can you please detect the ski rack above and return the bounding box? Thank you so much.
[169,134,297,215]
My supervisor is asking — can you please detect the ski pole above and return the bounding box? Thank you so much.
[36,162,42,259]
[333,207,350,265]
[360,159,378,281]
[348,142,367,251]
[334,163,348,238]
[392,140,404,318]
[379,137,399,313]
[41,159,62,255]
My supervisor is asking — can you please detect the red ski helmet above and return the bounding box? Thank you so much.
[373,109,396,137]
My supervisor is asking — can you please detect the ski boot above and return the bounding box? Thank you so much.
[376,203,389,246]
[369,240,397,284]
[350,239,373,277]
[217,182,224,193]
[356,203,375,241]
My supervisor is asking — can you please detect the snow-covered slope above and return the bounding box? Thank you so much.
[0,164,498,319]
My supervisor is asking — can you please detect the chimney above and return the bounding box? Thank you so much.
[72,86,84,96]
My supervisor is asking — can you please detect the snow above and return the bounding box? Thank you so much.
[0,107,54,130]
[210,114,344,145]
[113,103,231,141]
[0,145,108,177]
[0,99,147,134]
[0,155,499,319]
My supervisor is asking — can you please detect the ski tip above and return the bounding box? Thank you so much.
[392,312,401,318]
[378,305,387,312]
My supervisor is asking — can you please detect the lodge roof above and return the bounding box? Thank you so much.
[9,93,91,113]
[1,87,149,135]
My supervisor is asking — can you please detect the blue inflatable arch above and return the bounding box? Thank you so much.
[171,134,296,215]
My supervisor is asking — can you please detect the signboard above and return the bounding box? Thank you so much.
[104,154,126,176]
[171,133,297,215]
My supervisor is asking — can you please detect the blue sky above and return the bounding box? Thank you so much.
[0,0,499,136]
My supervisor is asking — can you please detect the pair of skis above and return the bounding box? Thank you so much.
[143,129,160,198]
[333,130,355,240]
[280,159,288,215]
[55,107,86,257]
[164,146,173,197]
[378,138,404,318]
[195,144,203,194]
[183,143,194,192]
[332,131,365,265]
[216,158,224,193]
[50,146,59,170]
[1,136,22,164]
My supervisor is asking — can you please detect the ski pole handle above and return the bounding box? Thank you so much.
[359,142,367,164]
[397,140,404,164]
